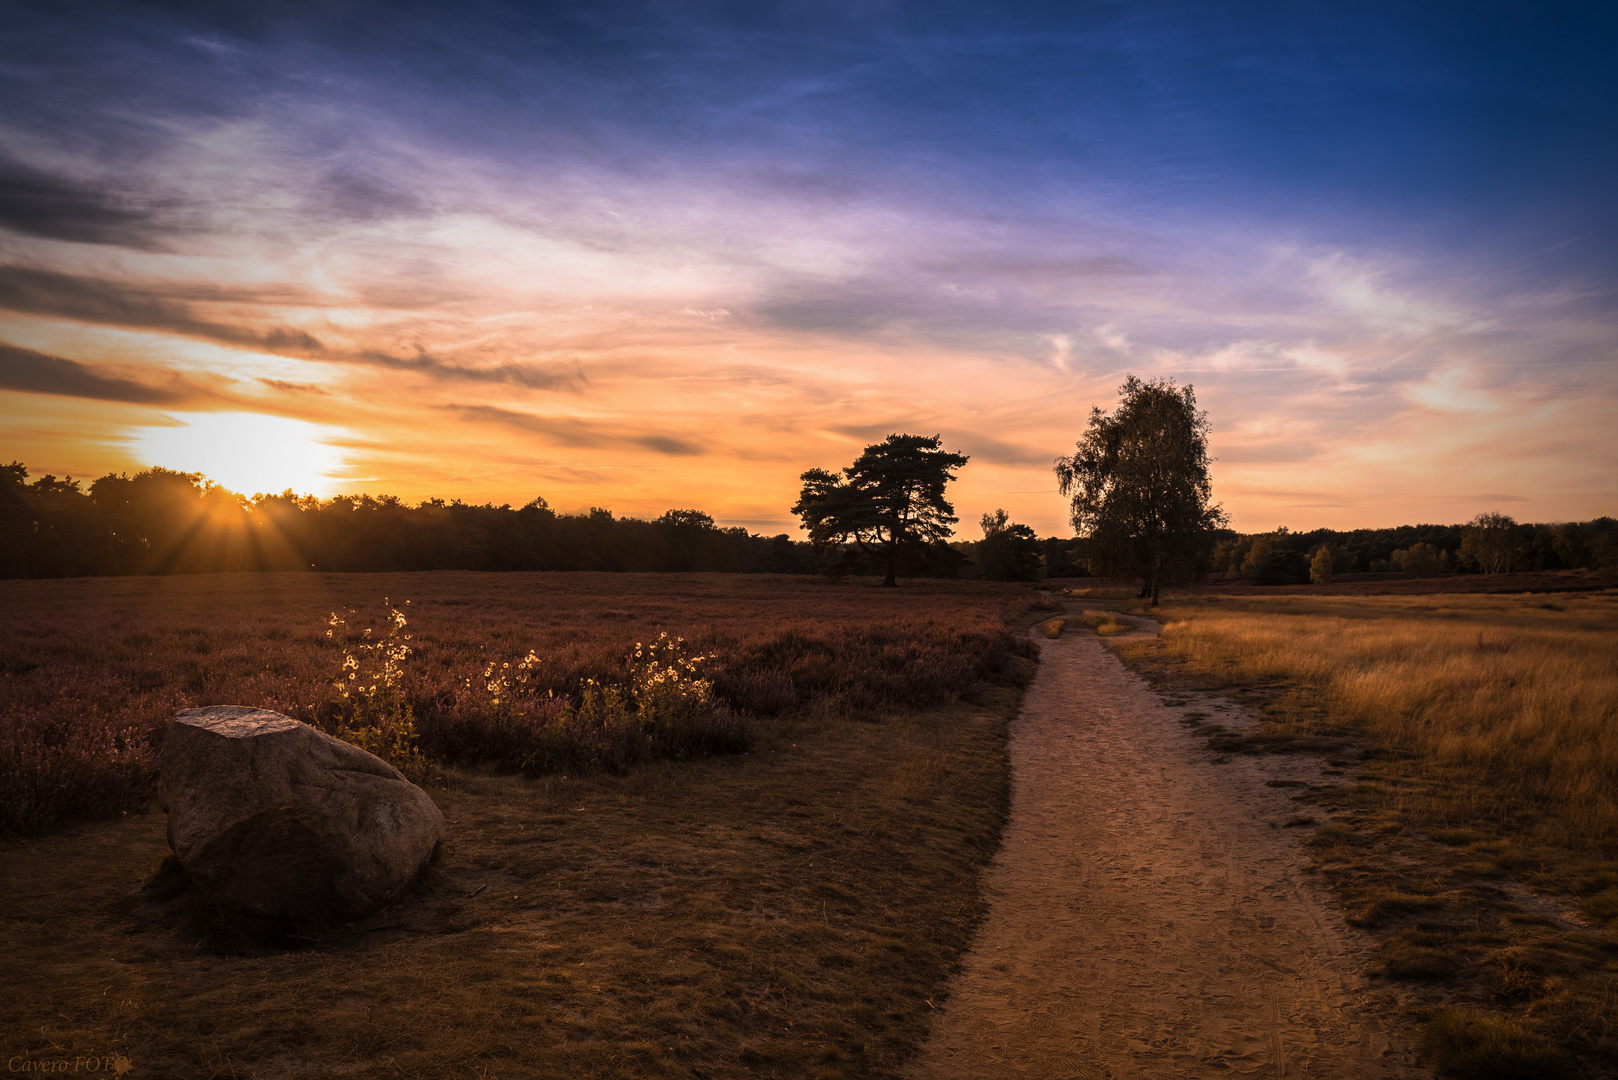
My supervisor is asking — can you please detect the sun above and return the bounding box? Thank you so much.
[128,412,348,498]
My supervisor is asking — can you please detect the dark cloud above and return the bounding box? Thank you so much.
[355,347,583,390]
[0,265,263,344]
[443,403,702,456]
[950,432,1044,466]
[823,423,1036,465]
[0,163,163,248]
[0,340,197,404]
[0,265,580,388]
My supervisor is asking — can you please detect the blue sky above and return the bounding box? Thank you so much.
[2,0,1614,532]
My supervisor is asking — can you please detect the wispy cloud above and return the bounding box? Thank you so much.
[440,404,703,457]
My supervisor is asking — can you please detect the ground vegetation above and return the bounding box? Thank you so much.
[0,573,1039,837]
[1104,591,1618,1074]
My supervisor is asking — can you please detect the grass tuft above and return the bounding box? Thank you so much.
[1423,1008,1571,1079]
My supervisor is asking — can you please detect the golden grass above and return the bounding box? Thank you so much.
[1105,590,1618,1071]
[1072,610,1130,637]
[1033,617,1067,638]
[1146,593,1618,846]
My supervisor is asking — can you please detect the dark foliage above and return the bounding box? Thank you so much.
[0,462,813,578]
[976,509,1044,581]
[1212,518,1618,582]
[1054,376,1227,604]
[793,434,970,587]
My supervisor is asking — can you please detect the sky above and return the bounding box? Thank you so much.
[1,0,1615,536]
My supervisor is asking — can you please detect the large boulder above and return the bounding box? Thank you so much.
[159,706,445,921]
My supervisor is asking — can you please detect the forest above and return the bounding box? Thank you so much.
[2,461,1611,582]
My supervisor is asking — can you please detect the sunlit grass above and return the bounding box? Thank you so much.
[1148,593,1618,846]
[1109,589,1618,1071]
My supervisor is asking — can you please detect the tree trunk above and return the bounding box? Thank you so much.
[882,551,898,587]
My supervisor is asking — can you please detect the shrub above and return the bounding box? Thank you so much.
[0,710,154,836]
[325,604,434,784]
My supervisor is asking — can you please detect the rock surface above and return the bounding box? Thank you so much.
[159,706,445,920]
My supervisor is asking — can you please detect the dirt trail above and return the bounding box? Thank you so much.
[910,619,1420,1079]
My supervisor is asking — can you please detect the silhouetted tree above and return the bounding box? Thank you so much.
[792,433,970,587]
[977,509,1044,581]
[1054,376,1226,605]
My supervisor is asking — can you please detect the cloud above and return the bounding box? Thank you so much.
[0,266,582,389]
[441,404,703,456]
[0,265,270,345]
[353,347,584,390]
[257,377,328,394]
[1213,440,1322,464]
[0,341,203,405]
[0,162,164,248]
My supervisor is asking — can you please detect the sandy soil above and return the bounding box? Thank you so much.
[909,617,1422,1079]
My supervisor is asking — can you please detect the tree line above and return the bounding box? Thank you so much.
[0,463,813,578]
[9,373,1612,588]
[1211,513,1617,585]
[0,461,1054,581]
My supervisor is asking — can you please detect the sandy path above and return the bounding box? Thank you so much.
[909,621,1419,1079]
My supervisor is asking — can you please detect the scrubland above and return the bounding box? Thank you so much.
[1109,590,1618,1075]
[0,572,1045,1078]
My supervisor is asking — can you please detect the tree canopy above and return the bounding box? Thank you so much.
[1053,375,1226,605]
[1461,511,1519,574]
[791,433,970,586]
[976,509,1044,581]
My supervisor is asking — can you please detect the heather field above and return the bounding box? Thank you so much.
[1,572,1044,1079]
[0,572,1039,836]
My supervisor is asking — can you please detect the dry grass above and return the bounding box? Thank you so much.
[1,696,1018,1078]
[1105,590,1618,1074]
[0,573,1042,1078]
[1144,593,1618,847]
[1071,610,1130,637]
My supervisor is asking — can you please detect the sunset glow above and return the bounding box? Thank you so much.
[128,412,348,499]
[2,2,1614,532]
